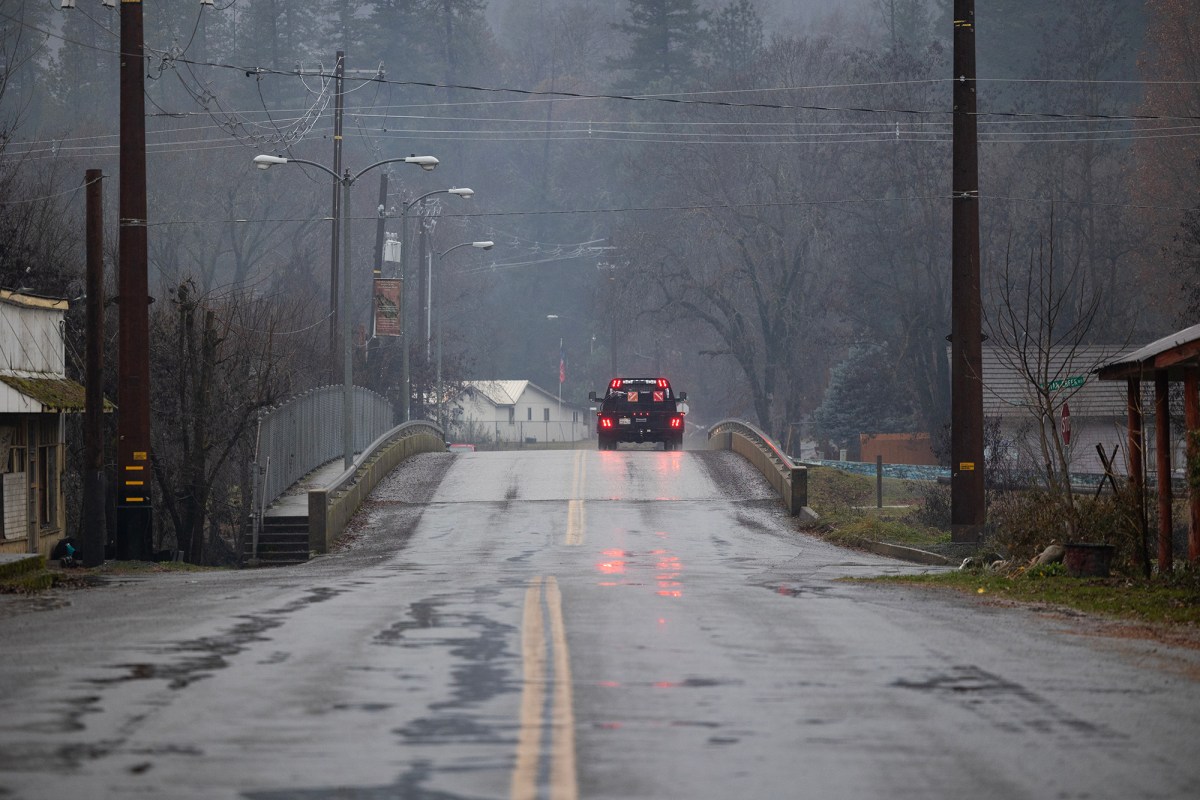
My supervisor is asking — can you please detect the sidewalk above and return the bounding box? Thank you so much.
[264,460,349,518]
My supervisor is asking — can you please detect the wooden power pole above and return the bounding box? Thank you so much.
[116,1,152,559]
[82,169,106,567]
[950,0,985,542]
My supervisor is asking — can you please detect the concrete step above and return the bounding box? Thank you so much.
[244,519,310,566]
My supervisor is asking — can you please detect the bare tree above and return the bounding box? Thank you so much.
[986,213,1105,539]
[149,279,323,563]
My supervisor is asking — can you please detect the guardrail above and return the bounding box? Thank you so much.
[707,419,813,518]
[308,420,445,553]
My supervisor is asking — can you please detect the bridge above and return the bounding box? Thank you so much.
[245,386,814,566]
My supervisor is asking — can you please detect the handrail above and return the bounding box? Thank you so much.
[251,384,395,514]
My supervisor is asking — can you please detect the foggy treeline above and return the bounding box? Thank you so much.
[1,0,1197,554]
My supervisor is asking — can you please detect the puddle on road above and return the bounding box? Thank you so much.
[892,664,1125,742]
[13,585,348,765]
[767,584,834,598]
[93,586,345,690]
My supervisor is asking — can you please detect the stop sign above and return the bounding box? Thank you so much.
[1061,402,1071,446]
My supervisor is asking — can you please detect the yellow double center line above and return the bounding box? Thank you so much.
[511,576,578,800]
[566,450,586,547]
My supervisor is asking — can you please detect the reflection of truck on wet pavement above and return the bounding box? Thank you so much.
[588,377,687,450]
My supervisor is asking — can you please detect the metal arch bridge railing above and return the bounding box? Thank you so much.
[251,385,396,516]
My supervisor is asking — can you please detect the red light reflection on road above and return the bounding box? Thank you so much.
[656,553,683,597]
[597,548,627,576]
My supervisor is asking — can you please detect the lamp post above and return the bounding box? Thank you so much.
[253,153,438,470]
[393,187,474,422]
[434,240,494,430]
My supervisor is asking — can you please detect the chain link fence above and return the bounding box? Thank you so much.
[251,386,395,516]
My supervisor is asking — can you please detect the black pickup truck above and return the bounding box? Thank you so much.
[588,377,688,451]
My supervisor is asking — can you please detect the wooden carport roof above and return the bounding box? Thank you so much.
[1095,322,1200,380]
[1094,323,1200,571]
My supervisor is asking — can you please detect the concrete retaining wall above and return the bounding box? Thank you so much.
[707,420,812,518]
[308,422,444,554]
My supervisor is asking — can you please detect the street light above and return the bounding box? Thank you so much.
[434,240,494,430]
[253,152,438,471]
[390,187,474,422]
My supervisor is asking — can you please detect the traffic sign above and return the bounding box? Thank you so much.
[1047,375,1086,392]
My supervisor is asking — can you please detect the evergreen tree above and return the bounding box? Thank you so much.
[813,344,918,451]
[703,0,764,80]
[608,0,707,93]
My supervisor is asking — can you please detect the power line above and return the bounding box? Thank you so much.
[136,192,1199,230]
[6,7,1200,124]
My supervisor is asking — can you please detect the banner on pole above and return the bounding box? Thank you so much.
[374,279,402,337]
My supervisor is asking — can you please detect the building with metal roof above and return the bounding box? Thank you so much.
[452,380,590,444]
[1,290,88,557]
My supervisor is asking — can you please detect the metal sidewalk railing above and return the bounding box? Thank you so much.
[249,385,395,525]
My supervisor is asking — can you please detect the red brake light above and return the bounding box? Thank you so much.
[669,416,683,429]
[610,378,623,389]
[600,416,614,429]
[657,378,668,388]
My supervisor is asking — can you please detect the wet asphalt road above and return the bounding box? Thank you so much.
[1,448,1200,800]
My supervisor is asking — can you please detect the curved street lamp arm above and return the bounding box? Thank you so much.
[403,188,453,212]
[279,157,341,181]
[351,156,436,184]
[437,241,474,258]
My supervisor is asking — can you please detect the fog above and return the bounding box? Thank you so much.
[0,0,1189,447]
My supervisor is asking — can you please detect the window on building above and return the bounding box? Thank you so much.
[508,407,515,424]
[544,408,550,422]
[527,407,532,421]
[38,440,58,529]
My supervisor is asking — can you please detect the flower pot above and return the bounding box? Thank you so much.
[1063,543,1115,578]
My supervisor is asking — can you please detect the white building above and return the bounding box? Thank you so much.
[981,344,1174,477]
[0,290,87,556]
[451,380,591,444]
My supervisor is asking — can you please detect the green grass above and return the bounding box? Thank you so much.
[828,515,951,547]
[805,466,950,548]
[868,568,1200,626]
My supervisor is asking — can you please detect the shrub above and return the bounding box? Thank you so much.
[988,489,1143,573]
[906,481,950,529]
[810,468,873,517]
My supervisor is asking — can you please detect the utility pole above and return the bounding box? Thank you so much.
[82,169,105,568]
[328,51,345,384]
[418,200,429,364]
[950,0,985,542]
[116,1,152,560]
[373,173,389,280]
[369,172,388,390]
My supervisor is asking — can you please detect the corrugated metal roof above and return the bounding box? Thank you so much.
[1095,322,1200,379]
[982,345,1130,418]
[464,379,584,410]
[466,380,528,406]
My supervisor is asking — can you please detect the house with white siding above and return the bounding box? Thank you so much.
[981,344,1176,477]
[451,380,591,444]
[0,290,87,556]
